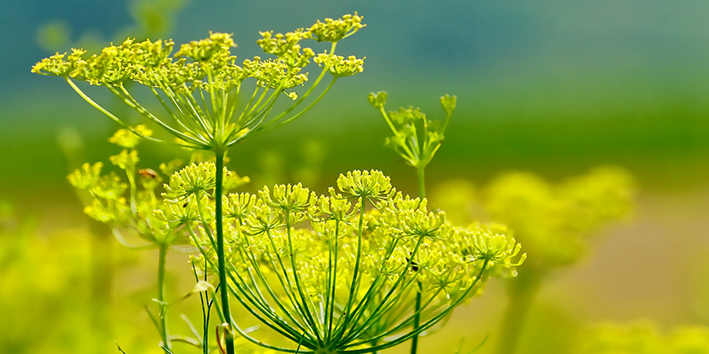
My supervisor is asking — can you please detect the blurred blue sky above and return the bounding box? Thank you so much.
[2,0,708,117]
[3,0,709,191]
[6,0,709,98]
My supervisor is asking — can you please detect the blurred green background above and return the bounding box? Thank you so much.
[2,0,709,353]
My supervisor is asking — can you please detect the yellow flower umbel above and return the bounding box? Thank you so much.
[67,128,249,351]
[38,14,365,354]
[368,91,458,353]
[32,14,365,152]
[182,169,523,353]
[482,166,635,354]
[367,92,456,199]
[483,166,634,271]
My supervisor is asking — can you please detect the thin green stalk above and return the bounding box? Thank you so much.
[326,220,340,341]
[336,236,426,346]
[285,211,325,344]
[410,164,426,354]
[155,85,206,140]
[214,150,235,354]
[113,84,204,146]
[262,229,320,337]
[194,196,218,250]
[377,107,417,164]
[157,243,171,350]
[235,244,314,339]
[250,86,282,118]
[223,257,311,344]
[410,286,422,354]
[332,197,366,342]
[349,285,445,348]
[220,266,316,347]
[230,323,310,354]
[226,227,314,339]
[64,78,163,145]
[235,85,261,126]
[273,77,338,129]
[205,68,218,129]
[416,165,426,200]
[334,238,403,342]
[344,260,491,354]
[495,270,543,354]
[440,111,453,137]
[199,88,214,128]
[178,84,214,138]
[190,258,211,354]
[224,89,239,127]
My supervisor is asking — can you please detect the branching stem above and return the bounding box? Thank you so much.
[495,270,543,354]
[157,243,171,350]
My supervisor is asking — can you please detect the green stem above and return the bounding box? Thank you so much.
[416,165,426,200]
[378,107,416,162]
[345,260,490,353]
[157,243,170,350]
[112,84,207,147]
[273,77,338,129]
[326,220,340,341]
[410,285,422,354]
[410,164,426,354]
[440,111,453,136]
[495,270,543,354]
[333,197,366,342]
[215,150,235,354]
[64,79,163,144]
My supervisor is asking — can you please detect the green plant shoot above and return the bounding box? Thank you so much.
[34,13,366,354]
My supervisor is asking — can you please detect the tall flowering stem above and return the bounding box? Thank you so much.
[482,167,635,354]
[368,91,457,354]
[156,243,171,350]
[181,169,525,353]
[214,150,233,352]
[34,13,366,354]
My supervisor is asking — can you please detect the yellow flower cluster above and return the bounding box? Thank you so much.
[181,168,523,353]
[32,14,366,152]
[368,92,456,172]
[483,166,634,269]
[309,12,365,43]
[314,53,365,77]
[67,130,248,247]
